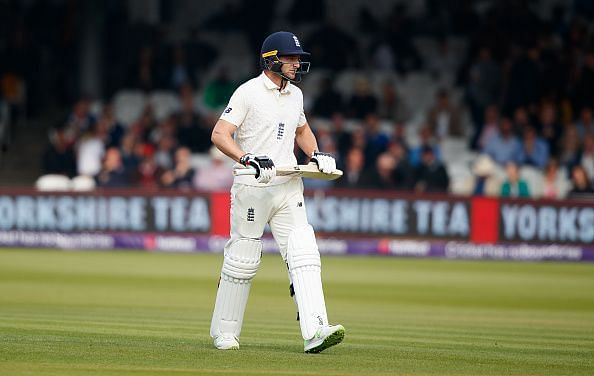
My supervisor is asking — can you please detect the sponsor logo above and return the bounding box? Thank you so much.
[293,35,301,47]
[224,107,232,114]
[277,123,285,140]
[247,208,255,222]
[297,201,303,207]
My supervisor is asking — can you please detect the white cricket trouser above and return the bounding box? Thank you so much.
[229,178,309,260]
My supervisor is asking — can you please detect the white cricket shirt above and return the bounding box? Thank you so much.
[220,72,307,186]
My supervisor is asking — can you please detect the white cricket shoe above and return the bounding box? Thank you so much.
[213,334,239,350]
[304,324,345,353]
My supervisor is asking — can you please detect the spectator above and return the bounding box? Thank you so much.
[568,165,594,199]
[378,80,409,123]
[347,77,378,119]
[387,141,413,190]
[154,135,177,170]
[76,123,107,177]
[391,122,409,152]
[466,154,501,197]
[161,147,195,190]
[203,67,236,111]
[477,104,500,151]
[537,103,562,157]
[362,113,389,168]
[65,96,96,143]
[579,134,594,185]
[517,126,549,169]
[176,90,212,153]
[409,126,441,167]
[542,159,569,199]
[334,147,366,188]
[168,45,195,90]
[194,146,233,191]
[484,117,521,166]
[427,89,463,139]
[330,113,352,163]
[361,152,396,190]
[119,133,141,173]
[413,146,449,193]
[512,106,533,132]
[95,147,130,188]
[576,106,594,138]
[42,127,76,177]
[500,161,530,198]
[311,77,344,118]
[100,103,125,148]
[137,145,163,188]
[558,124,581,171]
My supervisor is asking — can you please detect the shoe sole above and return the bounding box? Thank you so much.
[305,327,345,354]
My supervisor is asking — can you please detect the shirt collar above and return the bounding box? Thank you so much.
[260,71,291,94]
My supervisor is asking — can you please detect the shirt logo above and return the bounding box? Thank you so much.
[247,208,255,222]
[293,36,301,47]
[277,123,285,140]
[224,107,232,114]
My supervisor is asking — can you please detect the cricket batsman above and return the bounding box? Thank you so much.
[209,31,345,353]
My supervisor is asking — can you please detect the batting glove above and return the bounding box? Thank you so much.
[311,151,336,174]
[240,153,276,184]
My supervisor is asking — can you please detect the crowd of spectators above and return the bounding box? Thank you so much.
[6,0,594,198]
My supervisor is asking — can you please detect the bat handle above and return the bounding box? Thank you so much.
[233,167,257,176]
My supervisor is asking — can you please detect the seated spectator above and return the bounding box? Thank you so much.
[154,135,177,170]
[161,147,195,190]
[100,103,125,148]
[542,159,569,199]
[477,105,500,151]
[334,147,366,189]
[427,89,463,139]
[363,113,389,168]
[95,147,130,188]
[77,122,108,177]
[347,77,378,119]
[465,154,500,197]
[518,126,549,169]
[576,106,594,138]
[176,90,212,152]
[559,124,581,171]
[391,122,409,152]
[203,67,236,111]
[42,127,77,177]
[580,134,594,185]
[311,77,344,118]
[413,146,449,193]
[512,106,532,132]
[168,44,196,90]
[537,102,562,157]
[137,145,163,188]
[409,126,441,167]
[119,133,141,173]
[194,146,233,191]
[361,152,396,190]
[568,165,594,199]
[378,80,409,123]
[500,162,530,198]
[387,141,413,190]
[65,96,96,144]
[330,113,352,163]
[484,117,521,166]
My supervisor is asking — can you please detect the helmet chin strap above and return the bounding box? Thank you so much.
[271,63,302,84]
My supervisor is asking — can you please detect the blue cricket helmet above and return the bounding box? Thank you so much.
[260,31,310,83]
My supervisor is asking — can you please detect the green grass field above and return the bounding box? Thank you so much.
[0,249,593,375]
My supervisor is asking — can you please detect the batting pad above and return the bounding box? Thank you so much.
[210,238,262,339]
[287,225,329,340]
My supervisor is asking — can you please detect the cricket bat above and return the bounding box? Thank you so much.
[233,163,343,181]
